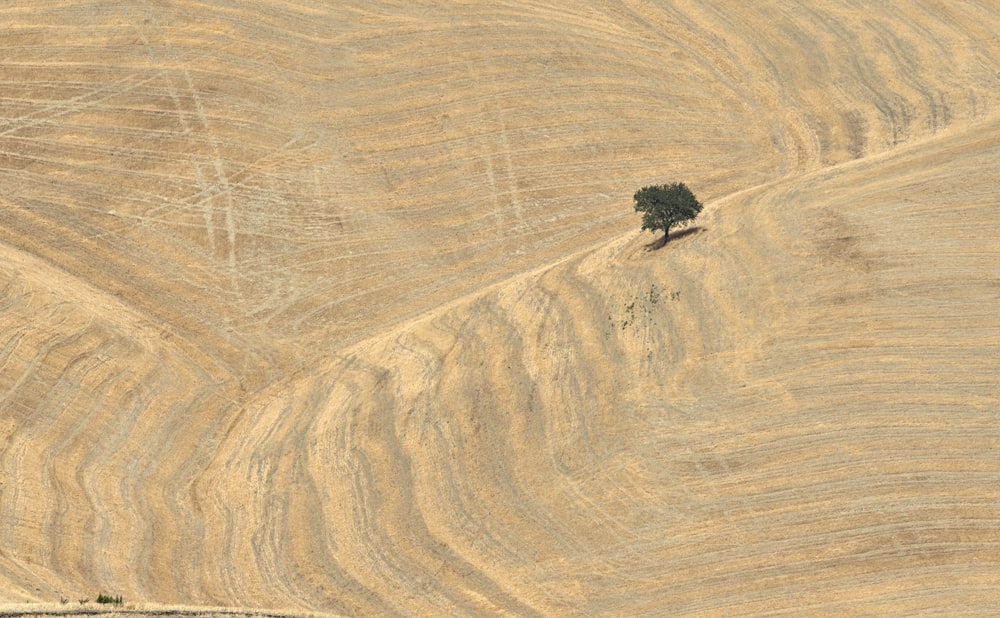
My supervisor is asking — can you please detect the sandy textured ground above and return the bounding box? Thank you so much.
[0,604,341,618]
[1,1,998,616]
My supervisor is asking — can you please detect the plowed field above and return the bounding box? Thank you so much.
[1,1,998,615]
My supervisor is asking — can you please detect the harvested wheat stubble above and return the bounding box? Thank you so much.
[0,604,343,618]
[1,0,999,616]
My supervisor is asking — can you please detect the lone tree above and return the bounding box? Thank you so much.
[633,182,703,244]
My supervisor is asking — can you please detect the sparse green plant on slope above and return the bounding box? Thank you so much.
[610,284,681,332]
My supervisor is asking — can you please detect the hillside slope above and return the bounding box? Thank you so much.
[210,117,998,616]
[1,1,998,616]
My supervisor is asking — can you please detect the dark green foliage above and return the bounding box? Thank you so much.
[96,593,123,605]
[633,182,703,243]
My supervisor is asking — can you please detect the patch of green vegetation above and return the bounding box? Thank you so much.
[633,182,703,244]
[609,284,681,332]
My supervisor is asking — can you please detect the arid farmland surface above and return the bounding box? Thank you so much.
[1,1,999,616]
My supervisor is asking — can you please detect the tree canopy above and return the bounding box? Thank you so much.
[633,182,703,243]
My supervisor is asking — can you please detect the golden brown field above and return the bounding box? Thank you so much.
[1,1,998,615]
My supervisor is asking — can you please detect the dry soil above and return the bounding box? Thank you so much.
[1,1,998,616]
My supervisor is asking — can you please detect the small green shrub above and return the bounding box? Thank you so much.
[96,593,123,605]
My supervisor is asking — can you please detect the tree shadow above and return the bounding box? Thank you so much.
[644,226,706,251]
